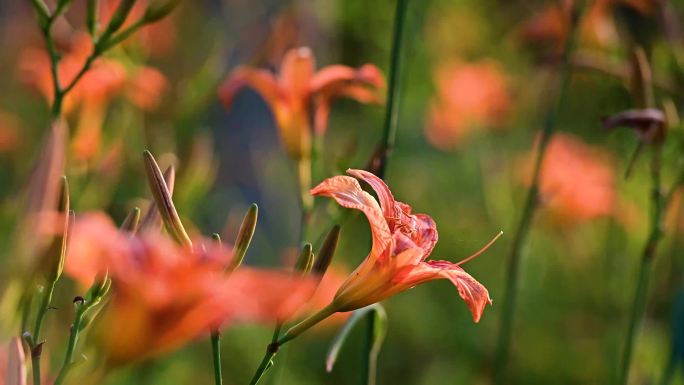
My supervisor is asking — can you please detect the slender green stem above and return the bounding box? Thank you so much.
[376,0,409,179]
[211,330,223,385]
[30,280,57,385]
[53,305,87,385]
[617,147,665,385]
[492,4,585,384]
[247,305,336,385]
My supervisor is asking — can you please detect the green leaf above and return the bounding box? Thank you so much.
[325,304,387,384]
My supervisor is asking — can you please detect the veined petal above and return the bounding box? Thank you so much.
[346,169,396,219]
[310,64,385,96]
[395,260,491,322]
[279,47,315,101]
[311,175,392,263]
[218,67,280,111]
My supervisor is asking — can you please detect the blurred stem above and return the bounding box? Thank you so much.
[492,3,585,383]
[617,147,665,385]
[363,311,378,385]
[376,0,409,179]
[30,280,57,385]
[53,303,87,385]
[297,157,313,242]
[211,330,223,385]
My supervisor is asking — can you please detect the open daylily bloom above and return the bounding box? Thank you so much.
[219,47,385,160]
[65,213,313,363]
[311,169,499,322]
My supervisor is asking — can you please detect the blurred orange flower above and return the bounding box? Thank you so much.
[19,32,168,161]
[65,213,312,364]
[219,47,385,160]
[425,60,510,150]
[0,112,21,154]
[0,337,26,385]
[524,133,616,223]
[312,169,498,322]
[519,0,658,51]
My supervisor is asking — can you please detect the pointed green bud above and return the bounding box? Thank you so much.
[30,0,50,30]
[86,0,100,37]
[143,0,181,24]
[55,0,75,17]
[85,271,111,306]
[45,176,70,283]
[313,225,340,278]
[227,204,258,272]
[120,207,141,233]
[101,0,136,41]
[143,151,192,248]
[211,233,221,244]
[294,243,314,275]
[139,165,175,232]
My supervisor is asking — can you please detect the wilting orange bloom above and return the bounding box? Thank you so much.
[0,337,26,385]
[425,60,510,150]
[311,169,499,322]
[65,213,312,363]
[219,47,385,160]
[524,133,616,223]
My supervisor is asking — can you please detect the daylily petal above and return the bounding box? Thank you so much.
[396,260,491,322]
[310,64,385,95]
[279,47,315,101]
[219,67,281,111]
[346,169,396,219]
[311,175,392,263]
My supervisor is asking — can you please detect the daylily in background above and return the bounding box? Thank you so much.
[311,169,499,322]
[425,60,510,151]
[65,213,313,364]
[219,46,385,161]
[19,32,168,162]
[522,133,616,224]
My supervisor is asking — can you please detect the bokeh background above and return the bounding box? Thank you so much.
[1,0,684,384]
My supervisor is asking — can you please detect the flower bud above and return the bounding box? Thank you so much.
[120,207,141,233]
[102,0,136,38]
[143,151,192,247]
[227,204,258,272]
[30,0,50,30]
[44,176,70,283]
[143,0,181,24]
[140,165,175,232]
[86,0,99,37]
[294,243,314,275]
[313,225,340,278]
[85,271,111,306]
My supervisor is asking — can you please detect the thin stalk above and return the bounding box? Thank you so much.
[376,0,409,179]
[211,330,223,385]
[247,305,336,385]
[30,280,57,385]
[492,4,585,383]
[617,147,665,385]
[53,304,87,385]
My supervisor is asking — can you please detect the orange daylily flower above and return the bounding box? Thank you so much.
[65,213,313,364]
[311,169,499,322]
[219,47,385,160]
[523,133,616,223]
[0,337,26,385]
[425,60,510,150]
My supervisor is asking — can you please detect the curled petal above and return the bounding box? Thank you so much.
[218,67,280,111]
[311,175,392,262]
[279,47,315,100]
[396,260,491,322]
[346,169,396,219]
